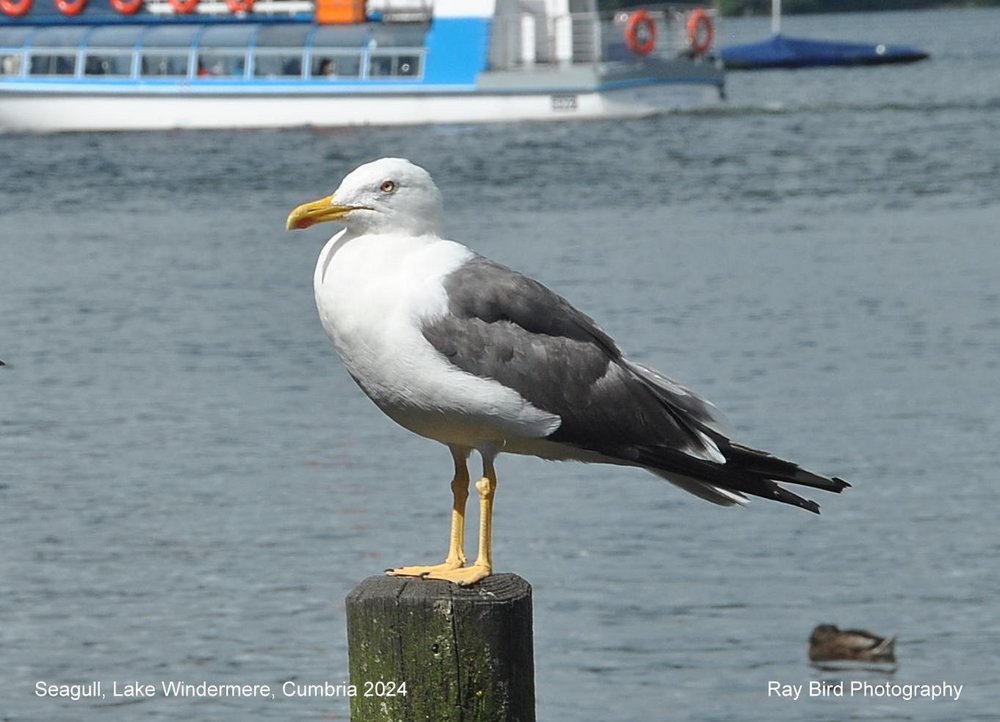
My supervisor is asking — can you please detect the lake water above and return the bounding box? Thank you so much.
[2,7,999,721]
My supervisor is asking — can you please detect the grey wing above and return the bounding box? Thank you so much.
[422,256,849,512]
[423,256,730,464]
[434,255,620,354]
[623,360,734,439]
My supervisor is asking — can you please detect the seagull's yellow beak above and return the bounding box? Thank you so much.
[285,195,359,231]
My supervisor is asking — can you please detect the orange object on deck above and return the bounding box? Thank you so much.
[315,0,365,24]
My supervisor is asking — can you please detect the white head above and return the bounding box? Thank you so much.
[286,157,443,238]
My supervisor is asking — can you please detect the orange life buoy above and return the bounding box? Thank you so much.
[0,0,31,16]
[54,0,86,15]
[624,10,656,56]
[168,0,197,13]
[225,0,252,12]
[110,0,142,14]
[686,8,714,56]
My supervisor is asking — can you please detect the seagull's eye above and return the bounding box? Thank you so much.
[380,180,396,193]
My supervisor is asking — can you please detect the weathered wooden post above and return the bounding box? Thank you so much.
[346,573,535,721]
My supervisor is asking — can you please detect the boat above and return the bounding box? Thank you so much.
[721,0,928,71]
[0,0,725,132]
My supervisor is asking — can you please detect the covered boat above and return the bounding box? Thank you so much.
[722,34,928,70]
[721,0,928,71]
[0,0,725,132]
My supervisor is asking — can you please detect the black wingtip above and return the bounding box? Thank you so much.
[804,479,853,515]
[803,498,822,514]
[831,477,851,492]
[766,482,823,514]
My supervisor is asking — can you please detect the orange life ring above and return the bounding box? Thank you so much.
[0,0,32,16]
[225,0,252,12]
[686,8,714,56]
[168,0,197,13]
[54,0,86,15]
[624,10,656,56]
[110,0,142,14]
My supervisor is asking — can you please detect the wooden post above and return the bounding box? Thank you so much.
[346,573,535,721]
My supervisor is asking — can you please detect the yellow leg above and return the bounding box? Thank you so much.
[388,448,470,578]
[423,455,496,586]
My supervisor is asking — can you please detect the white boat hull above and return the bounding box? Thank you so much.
[0,82,721,132]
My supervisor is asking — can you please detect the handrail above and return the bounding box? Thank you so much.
[487,5,718,71]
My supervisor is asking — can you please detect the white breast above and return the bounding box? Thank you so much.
[313,231,560,449]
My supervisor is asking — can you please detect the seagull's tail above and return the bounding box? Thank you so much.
[726,442,851,494]
[640,441,850,514]
[619,359,849,512]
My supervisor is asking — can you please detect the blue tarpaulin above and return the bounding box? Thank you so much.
[721,34,928,70]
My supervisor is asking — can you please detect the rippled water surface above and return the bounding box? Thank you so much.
[2,8,999,721]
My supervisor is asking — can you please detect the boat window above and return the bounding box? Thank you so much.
[311,25,369,48]
[195,25,252,79]
[253,52,304,78]
[28,53,76,77]
[0,26,33,48]
[29,26,89,48]
[310,53,362,79]
[199,25,256,49]
[85,26,144,49]
[1,54,25,77]
[142,25,201,48]
[399,55,420,76]
[368,52,421,78]
[84,52,133,77]
[196,53,246,79]
[141,53,189,78]
[255,25,310,48]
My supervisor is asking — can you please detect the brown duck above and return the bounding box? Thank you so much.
[809,624,896,663]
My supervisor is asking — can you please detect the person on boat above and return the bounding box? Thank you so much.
[318,58,337,77]
[197,60,220,78]
[1,55,21,76]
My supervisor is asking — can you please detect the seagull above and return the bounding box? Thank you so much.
[286,157,849,586]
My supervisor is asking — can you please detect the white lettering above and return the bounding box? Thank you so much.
[113,681,156,697]
[766,681,801,700]
[282,680,357,697]
[160,681,272,697]
[34,681,102,701]
[809,679,844,696]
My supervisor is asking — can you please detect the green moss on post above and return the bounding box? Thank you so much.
[346,573,535,721]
